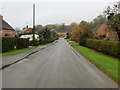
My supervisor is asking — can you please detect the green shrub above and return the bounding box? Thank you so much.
[93,35,100,39]
[55,37,59,40]
[39,37,46,45]
[79,30,93,46]
[45,38,54,43]
[30,39,39,46]
[2,36,15,52]
[66,32,71,38]
[39,37,55,45]
[0,37,2,53]
[85,39,119,58]
[16,38,29,49]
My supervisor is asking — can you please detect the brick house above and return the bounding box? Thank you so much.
[0,15,17,36]
[22,26,33,34]
[97,24,107,38]
[97,24,118,40]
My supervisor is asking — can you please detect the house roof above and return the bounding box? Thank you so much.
[97,24,107,35]
[23,28,32,33]
[92,24,102,31]
[2,20,14,30]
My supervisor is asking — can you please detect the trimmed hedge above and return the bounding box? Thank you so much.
[0,37,1,53]
[2,37,15,53]
[16,38,29,49]
[1,36,55,53]
[84,39,119,58]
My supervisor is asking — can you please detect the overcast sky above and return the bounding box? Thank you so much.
[0,0,119,29]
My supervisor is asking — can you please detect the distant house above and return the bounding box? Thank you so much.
[105,31,118,40]
[58,32,67,37]
[97,24,107,38]
[0,15,17,36]
[22,26,33,34]
[96,24,118,40]
[46,24,71,37]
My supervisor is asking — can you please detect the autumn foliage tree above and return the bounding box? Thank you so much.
[71,24,83,41]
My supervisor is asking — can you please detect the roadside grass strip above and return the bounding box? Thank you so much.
[69,41,78,45]
[0,46,36,56]
[1,41,55,56]
[71,43,119,85]
[66,39,72,42]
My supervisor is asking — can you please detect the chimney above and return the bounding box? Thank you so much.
[0,15,2,31]
[26,25,28,29]
[0,14,3,20]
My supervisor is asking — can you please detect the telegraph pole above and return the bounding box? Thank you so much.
[33,4,35,39]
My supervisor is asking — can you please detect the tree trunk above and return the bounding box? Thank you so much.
[116,30,120,41]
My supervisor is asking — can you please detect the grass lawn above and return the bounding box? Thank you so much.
[66,39,78,45]
[69,41,78,45]
[67,40,119,85]
[0,46,37,56]
[66,39,72,42]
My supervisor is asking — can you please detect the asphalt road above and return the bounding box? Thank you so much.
[2,38,118,88]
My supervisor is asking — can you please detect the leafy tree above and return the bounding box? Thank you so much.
[35,25,44,31]
[50,29,59,40]
[90,15,107,30]
[22,27,26,30]
[70,22,78,26]
[79,21,91,31]
[66,32,71,38]
[79,31,90,45]
[42,27,51,39]
[104,1,120,41]
[44,24,71,33]
[79,21,93,45]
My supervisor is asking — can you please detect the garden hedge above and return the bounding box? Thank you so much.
[44,38,54,43]
[30,39,39,46]
[16,38,29,49]
[2,36,15,53]
[39,37,46,45]
[39,38,55,45]
[84,39,119,58]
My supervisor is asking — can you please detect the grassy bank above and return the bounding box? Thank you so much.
[0,46,36,56]
[67,39,119,85]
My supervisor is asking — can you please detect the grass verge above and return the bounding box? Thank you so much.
[66,39,72,42]
[1,41,54,56]
[69,41,78,45]
[68,40,119,85]
[0,46,36,56]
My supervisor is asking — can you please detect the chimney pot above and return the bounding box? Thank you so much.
[0,14,3,20]
[26,25,28,28]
